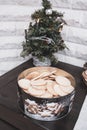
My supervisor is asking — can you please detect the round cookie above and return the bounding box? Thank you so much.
[32,85,46,90]
[30,79,46,86]
[53,84,67,96]
[40,91,53,98]
[28,86,45,96]
[25,71,40,80]
[59,85,74,94]
[31,71,50,80]
[18,78,30,90]
[46,80,58,96]
[55,76,71,86]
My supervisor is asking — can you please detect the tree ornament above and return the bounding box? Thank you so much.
[46,9,52,15]
[37,18,40,23]
[58,23,64,32]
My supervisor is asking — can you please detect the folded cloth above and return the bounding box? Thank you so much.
[74,96,87,130]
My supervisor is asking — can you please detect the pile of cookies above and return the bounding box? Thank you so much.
[18,70,74,98]
[82,70,87,86]
[82,70,87,81]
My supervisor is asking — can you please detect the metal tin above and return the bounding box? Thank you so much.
[17,67,75,121]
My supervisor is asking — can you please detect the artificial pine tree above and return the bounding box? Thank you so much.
[21,0,67,64]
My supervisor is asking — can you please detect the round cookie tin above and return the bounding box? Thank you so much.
[17,67,76,121]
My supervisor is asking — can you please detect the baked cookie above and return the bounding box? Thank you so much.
[46,80,58,96]
[25,71,40,80]
[32,85,46,90]
[59,85,74,94]
[40,91,53,98]
[32,70,56,81]
[18,78,30,90]
[28,86,45,97]
[30,79,46,86]
[53,84,67,96]
[55,76,71,87]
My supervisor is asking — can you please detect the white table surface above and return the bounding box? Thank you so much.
[74,95,87,130]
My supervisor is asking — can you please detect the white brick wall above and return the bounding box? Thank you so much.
[0,0,87,76]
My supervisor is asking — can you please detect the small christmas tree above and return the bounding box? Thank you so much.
[21,0,67,64]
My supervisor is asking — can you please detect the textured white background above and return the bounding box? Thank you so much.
[0,0,87,75]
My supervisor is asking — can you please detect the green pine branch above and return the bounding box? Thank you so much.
[21,0,67,63]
